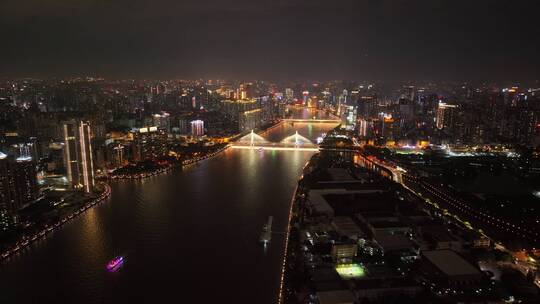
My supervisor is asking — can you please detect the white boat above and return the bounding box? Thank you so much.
[259,216,273,243]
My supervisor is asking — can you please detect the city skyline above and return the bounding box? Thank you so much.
[1,1,540,303]
[1,77,539,303]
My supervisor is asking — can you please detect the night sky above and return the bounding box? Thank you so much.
[1,0,539,81]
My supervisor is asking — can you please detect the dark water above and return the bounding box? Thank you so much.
[0,113,337,303]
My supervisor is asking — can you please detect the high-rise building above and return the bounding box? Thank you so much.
[0,152,16,229]
[302,91,309,106]
[190,120,205,137]
[132,127,168,161]
[240,90,248,100]
[221,99,264,132]
[377,113,395,142]
[436,102,458,130]
[152,112,171,132]
[358,119,369,138]
[104,143,126,169]
[13,156,38,209]
[178,116,190,135]
[285,88,294,102]
[239,109,262,132]
[63,120,95,193]
[0,152,38,228]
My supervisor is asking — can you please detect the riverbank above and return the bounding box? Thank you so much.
[278,160,312,304]
[180,120,283,167]
[0,108,339,303]
[110,143,231,180]
[0,182,112,262]
[181,144,230,166]
[109,164,174,180]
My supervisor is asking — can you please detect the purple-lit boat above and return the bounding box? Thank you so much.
[106,256,124,271]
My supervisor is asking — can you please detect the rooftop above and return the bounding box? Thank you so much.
[422,250,481,277]
[324,191,400,216]
[332,216,363,238]
[375,232,415,251]
[317,290,355,304]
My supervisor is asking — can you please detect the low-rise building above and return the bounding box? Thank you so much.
[420,250,483,287]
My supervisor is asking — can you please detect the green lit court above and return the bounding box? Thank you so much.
[335,264,366,279]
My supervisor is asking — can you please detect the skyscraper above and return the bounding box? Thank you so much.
[132,127,168,161]
[63,120,95,193]
[436,102,458,130]
[358,118,369,138]
[13,156,38,209]
[152,112,171,132]
[190,120,205,137]
[302,91,309,106]
[0,152,38,228]
[285,88,294,102]
[0,152,16,229]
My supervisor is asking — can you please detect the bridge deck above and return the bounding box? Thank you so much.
[282,118,341,123]
[230,145,319,152]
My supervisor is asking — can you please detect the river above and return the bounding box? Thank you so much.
[0,109,338,303]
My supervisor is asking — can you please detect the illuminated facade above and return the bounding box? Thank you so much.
[152,112,171,132]
[302,91,309,105]
[132,127,168,161]
[221,99,264,132]
[63,120,95,193]
[375,113,394,141]
[0,152,15,229]
[0,152,38,226]
[436,102,458,130]
[190,120,205,137]
[239,109,262,132]
[358,119,369,137]
[13,156,38,209]
[285,88,294,102]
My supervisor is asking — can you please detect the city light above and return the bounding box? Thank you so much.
[1,4,539,299]
[335,264,366,279]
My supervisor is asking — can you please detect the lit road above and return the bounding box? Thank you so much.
[0,108,338,304]
[356,155,540,274]
[402,175,539,246]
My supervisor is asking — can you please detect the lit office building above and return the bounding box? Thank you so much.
[152,112,171,132]
[0,152,38,227]
[63,120,95,193]
[436,102,458,130]
[190,120,205,137]
[358,119,369,137]
[344,105,357,129]
[375,113,395,142]
[285,88,294,102]
[302,91,309,105]
[132,127,168,161]
[0,152,15,229]
[239,109,262,132]
[13,156,38,209]
[221,99,264,132]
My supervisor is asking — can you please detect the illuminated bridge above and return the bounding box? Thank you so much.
[231,130,320,151]
[282,118,341,124]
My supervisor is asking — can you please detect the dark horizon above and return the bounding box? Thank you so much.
[1,0,540,81]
